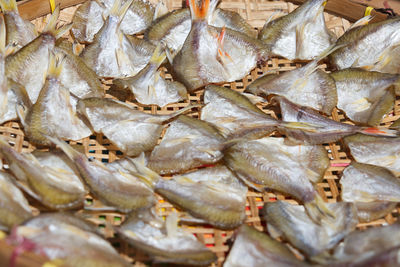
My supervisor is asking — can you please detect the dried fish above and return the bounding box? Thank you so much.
[331,68,399,125]
[134,162,247,229]
[273,96,398,145]
[201,84,278,138]
[23,212,99,235]
[81,0,152,78]
[224,137,332,222]
[55,39,104,99]
[0,79,31,125]
[246,50,337,114]
[5,6,71,102]
[341,162,400,203]
[148,115,225,174]
[0,171,32,230]
[224,225,308,267]
[20,53,92,146]
[0,0,37,48]
[355,202,397,223]
[113,45,187,107]
[78,97,196,156]
[13,214,130,266]
[332,223,400,264]
[145,6,256,57]
[173,0,269,92]
[330,17,400,74]
[71,0,154,44]
[263,201,358,258]
[344,134,400,174]
[118,209,217,265]
[259,0,336,60]
[48,136,155,213]
[0,137,86,210]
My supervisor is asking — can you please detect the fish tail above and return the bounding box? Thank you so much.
[349,15,373,30]
[47,52,64,78]
[42,5,72,39]
[359,127,399,137]
[44,135,81,160]
[149,44,167,67]
[110,0,133,22]
[0,0,17,13]
[305,194,335,225]
[189,0,218,20]
[166,104,203,121]
[129,153,160,189]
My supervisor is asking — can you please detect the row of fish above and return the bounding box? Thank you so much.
[1,0,400,265]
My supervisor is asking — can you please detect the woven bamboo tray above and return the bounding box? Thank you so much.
[1,1,399,266]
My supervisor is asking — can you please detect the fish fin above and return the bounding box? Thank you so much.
[43,5,60,33]
[359,127,399,137]
[165,45,177,64]
[166,211,179,238]
[115,47,130,69]
[0,0,18,12]
[16,104,27,127]
[149,44,167,67]
[189,0,217,20]
[130,153,161,188]
[0,15,4,54]
[110,0,133,22]
[349,15,373,30]
[295,24,306,58]
[44,135,81,160]
[263,11,282,26]
[305,195,335,225]
[47,52,64,78]
[162,104,203,122]
[153,1,168,20]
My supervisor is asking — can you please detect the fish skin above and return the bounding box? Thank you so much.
[113,45,187,107]
[329,17,400,74]
[71,0,154,44]
[340,162,400,203]
[55,39,104,99]
[172,0,269,92]
[355,202,397,223]
[16,215,130,267]
[81,0,152,78]
[332,223,400,264]
[78,97,196,157]
[117,209,217,266]
[145,7,257,58]
[263,201,358,258]
[246,60,337,114]
[223,225,309,267]
[153,165,248,229]
[148,115,225,175]
[23,212,100,235]
[259,0,336,60]
[273,96,398,145]
[223,137,329,200]
[0,0,37,48]
[5,7,71,103]
[0,137,86,210]
[0,171,32,230]
[201,84,278,138]
[331,68,399,125]
[47,137,155,213]
[344,134,400,174]
[21,54,92,146]
[0,79,31,124]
